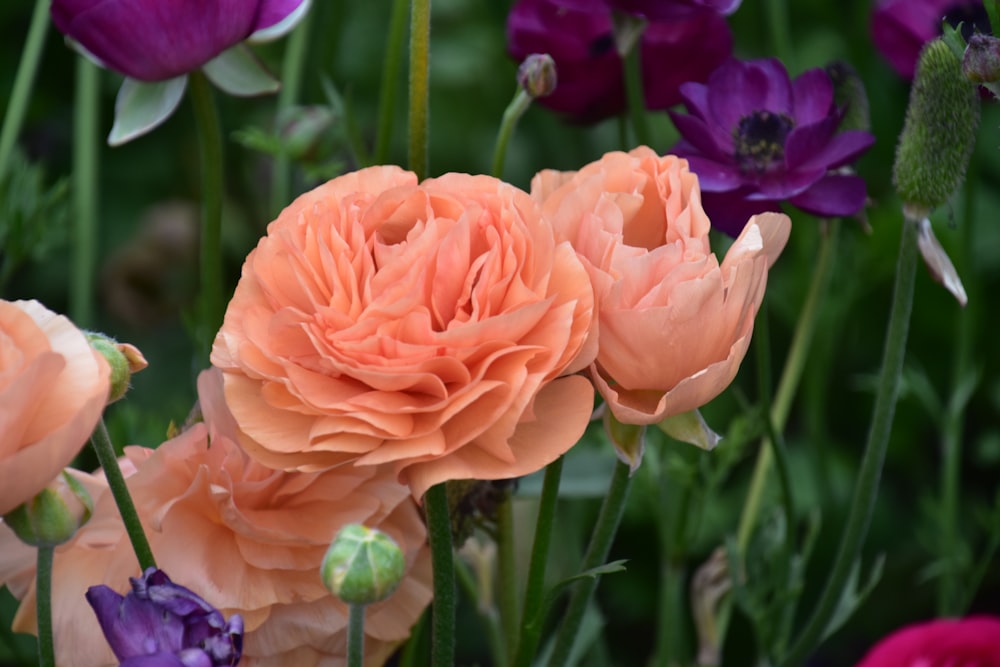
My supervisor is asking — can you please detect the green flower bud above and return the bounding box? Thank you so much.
[517,54,557,99]
[893,38,980,220]
[86,333,148,403]
[825,60,871,133]
[3,471,93,547]
[321,524,405,606]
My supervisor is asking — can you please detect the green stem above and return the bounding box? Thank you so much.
[188,71,225,361]
[491,90,531,179]
[347,604,365,667]
[455,557,506,667]
[425,483,455,667]
[407,0,431,180]
[270,11,313,217]
[779,216,920,667]
[513,455,564,667]
[70,58,100,328]
[35,546,54,667]
[622,37,650,147]
[497,492,519,660]
[89,419,156,571]
[548,460,633,667]
[765,0,794,69]
[374,0,410,165]
[0,0,49,184]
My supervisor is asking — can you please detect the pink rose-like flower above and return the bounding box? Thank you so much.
[0,299,110,516]
[533,147,790,425]
[855,616,1000,666]
[212,166,595,498]
[0,369,433,667]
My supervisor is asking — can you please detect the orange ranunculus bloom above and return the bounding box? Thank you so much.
[0,369,433,666]
[0,299,110,516]
[211,166,596,498]
[533,146,790,425]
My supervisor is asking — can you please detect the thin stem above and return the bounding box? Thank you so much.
[407,0,431,180]
[70,58,100,328]
[779,216,920,667]
[35,546,54,667]
[622,38,650,147]
[497,492,519,660]
[513,455,564,667]
[374,0,410,165]
[270,11,313,217]
[347,604,365,667]
[425,483,455,667]
[188,71,225,361]
[548,460,633,667]
[90,419,156,571]
[765,0,794,69]
[0,0,50,184]
[455,557,506,667]
[491,90,531,179]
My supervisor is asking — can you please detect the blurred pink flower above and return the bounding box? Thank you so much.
[855,616,1000,666]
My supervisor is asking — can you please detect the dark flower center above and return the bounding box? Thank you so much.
[732,111,794,174]
[943,2,991,40]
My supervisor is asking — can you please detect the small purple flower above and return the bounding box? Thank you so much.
[86,568,243,667]
[669,58,875,235]
[506,0,732,122]
[871,0,989,78]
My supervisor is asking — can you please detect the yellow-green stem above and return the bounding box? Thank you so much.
[408,0,431,180]
[347,604,365,667]
[0,0,50,183]
[491,90,531,179]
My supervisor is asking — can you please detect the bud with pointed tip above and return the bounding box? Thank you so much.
[321,524,406,606]
[86,333,148,403]
[3,471,93,547]
[893,38,980,220]
[517,54,557,99]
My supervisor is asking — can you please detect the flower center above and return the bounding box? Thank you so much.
[943,2,991,40]
[732,110,794,174]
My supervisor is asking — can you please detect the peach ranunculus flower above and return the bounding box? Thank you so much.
[0,299,110,516]
[0,369,433,667]
[211,165,596,498]
[532,146,790,426]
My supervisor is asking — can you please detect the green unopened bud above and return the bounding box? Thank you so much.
[3,472,93,547]
[86,333,148,402]
[893,38,980,220]
[825,60,871,132]
[321,524,405,605]
[517,54,557,99]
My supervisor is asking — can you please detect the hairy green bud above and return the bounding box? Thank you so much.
[893,38,980,220]
[3,472,93,547]
[321,524,405,606]
[517,54,557,99]
[86,333,147,403]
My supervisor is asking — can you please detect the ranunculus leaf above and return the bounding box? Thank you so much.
[657,409,722,451]
[108,77,188,146]
[202,46,280,97]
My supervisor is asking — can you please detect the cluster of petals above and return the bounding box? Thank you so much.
[211,166,596,499]
[0,299,110,517]
[855,616,1000,666]
[0,369,432,666]
[669,58,875,235]
[533,146,789,425]
[506,0,732,122]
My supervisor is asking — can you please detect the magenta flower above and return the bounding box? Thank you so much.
[668,58,875,235]
[871,0,988,78]
[50,0,311,144]
[559,0,742,19]
[855,616,1000,666]
[86,568,243,667]
[506,0,732,122]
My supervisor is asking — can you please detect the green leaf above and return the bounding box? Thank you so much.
[820,555,885,643]
[202,45,279,97]
[108,76,187,146]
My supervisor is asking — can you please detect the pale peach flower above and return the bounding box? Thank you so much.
[0,369,432,666]
[212,166,595,498]
[533,146,790,425]
[0,299,110,516]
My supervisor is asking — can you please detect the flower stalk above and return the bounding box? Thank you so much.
[35,545,55,667]
[0,0,49,183]
[491,90,531,178]
[408,0,431,181]
[375,0,411,165]
[497,492,519,658]
[70,58,100,328]
[348,603,365,667]
[270,12,313,217]
[425,483,455,667]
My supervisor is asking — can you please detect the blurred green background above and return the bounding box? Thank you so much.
[2,0,1000,665]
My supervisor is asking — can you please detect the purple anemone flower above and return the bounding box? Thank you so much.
[86,568,243,667]
[507,0,732,122]
[669,58,875,235]
[51,0,309,82]
[871,0,989,78]
[557,0,742,20]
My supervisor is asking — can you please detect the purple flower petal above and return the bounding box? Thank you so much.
[641,9,732,110]
[783,114,841,170]
[86,584,186,659]
[796,130,876,172]
[791,67,834,125]
[700,189,782,237]
[251,0,309,33]
[120,654,190,667]
[751,166,827,199]
[674,153,745,192]
[788,173,868,218]
[668,111,730,160]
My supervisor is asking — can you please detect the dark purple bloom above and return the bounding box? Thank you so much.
[871,0,989,78]
[557,0,742,20]
[507,0,732,122]
[86,568,243,667]
[855,616,1000,666]
[50,0,310,81]
[669,58,875,235]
